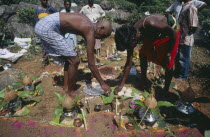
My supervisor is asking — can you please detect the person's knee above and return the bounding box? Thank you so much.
[67,56,80,66]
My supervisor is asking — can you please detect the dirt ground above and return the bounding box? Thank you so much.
[0,36,210,137]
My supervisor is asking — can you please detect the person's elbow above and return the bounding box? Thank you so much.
[203,2,207,7]
[198,3,207,11]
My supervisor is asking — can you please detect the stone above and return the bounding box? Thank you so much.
[0,4,18,21]
[105,10,130,23]
[0,69,23,90]
[17,2,37,10]
[100,0,113,10]
[7,15,34,38]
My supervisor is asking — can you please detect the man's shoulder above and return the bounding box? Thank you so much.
[93,4,102,8]
[190,4,198,11]
[82,5,89,9]
[60,9,66,12]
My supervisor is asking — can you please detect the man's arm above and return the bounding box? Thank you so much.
[85,32,111,93]
[114,49,133,94]
[193,0,207,12]
[79,7,84,14]
[166,2,176,14]
[189,6,199,34]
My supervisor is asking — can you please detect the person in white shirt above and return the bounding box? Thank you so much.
[80,0,105,23]
[80,0,106,55]
[60,0,77,49]
[166,0,207,21]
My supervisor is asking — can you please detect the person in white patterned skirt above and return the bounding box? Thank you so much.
[35,12,112,98]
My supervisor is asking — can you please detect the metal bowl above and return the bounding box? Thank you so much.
[5,98,22,112]
[175,100,196,115]
[62,108,78,118]
[138,107,159,126]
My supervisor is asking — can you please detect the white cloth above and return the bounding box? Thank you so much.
[60,9,77,48]
[178,1,198,46]
[166,0,205,21]
[0,49,27,62]
[80,4,105,23]
[14,37,32,49]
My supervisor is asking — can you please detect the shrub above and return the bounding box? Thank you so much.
[0,0,37,5]
[0,19,13,46]
[17,8,35,24]
[198,8,210,44]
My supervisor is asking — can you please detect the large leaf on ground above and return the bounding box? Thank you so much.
[130,87,141,96]
[12,81,23,89]
[0,89,6,99]
[157,101,174,107]
[143,90,149,98]
[19,73,25,80]
[52,106,63,124]
[36,85,44,96]
[135,100,145,108]
[54,92,64,104]
[13,107,30,117]
[0,101,9,109]
[74,93,82,104]
[32,76,40,81]
[151,107,160,117]
[101,91,115,104]
[157,119,167,128]
[18,91,33,98]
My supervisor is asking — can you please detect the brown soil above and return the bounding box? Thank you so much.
[0,36,210,137]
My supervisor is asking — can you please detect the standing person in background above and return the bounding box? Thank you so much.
[35,0,57,66]
[60,0,77,50]
[174,0,199,80]
[80,0,105,57]
[166,0,207,21]
[166,0,206,80]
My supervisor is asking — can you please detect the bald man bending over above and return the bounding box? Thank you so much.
[35,12,112,98]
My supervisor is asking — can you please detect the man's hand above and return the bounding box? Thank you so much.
[101,84,111,94]
[114,85,124,95]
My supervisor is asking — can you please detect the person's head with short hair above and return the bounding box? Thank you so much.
[88,0,94,7]
[40,0,48,8]
[64,0,72,12]
[115,25,139,51]
[95,20,112,39]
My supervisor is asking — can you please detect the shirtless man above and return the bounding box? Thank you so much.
[114,14,179,95]
[35,12,112,97]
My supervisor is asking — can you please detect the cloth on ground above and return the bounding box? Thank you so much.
[14,37,32,49]
[0,49,27,62]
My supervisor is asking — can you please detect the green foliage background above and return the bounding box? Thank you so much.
[0,0,37,5]
[0,0,209,43]
[17,8,35,24]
